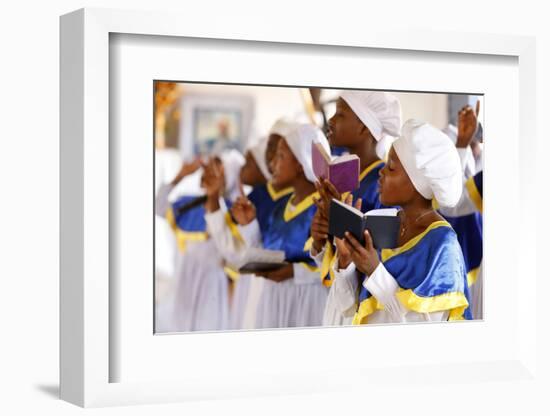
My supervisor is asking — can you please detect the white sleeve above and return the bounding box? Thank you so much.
[309,243,326,268]
[237,219,263,248]
[364,263,448,323]
[456,147,476,179]
[322,253,358,326]
[204,208,245,265]
[155,183,174,217]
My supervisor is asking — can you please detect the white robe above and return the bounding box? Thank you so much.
[155,183,229,332]
[239,219,327,328]
[204,207,264,330]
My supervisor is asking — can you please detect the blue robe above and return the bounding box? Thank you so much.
[354,221,472,324]
[247,182,293,238]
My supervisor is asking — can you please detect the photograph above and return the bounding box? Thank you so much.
[154,81,484,333]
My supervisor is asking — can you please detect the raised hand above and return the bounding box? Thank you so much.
[335,194,362,269]
[230,183,256,225]
[456,100,480,148]
[202,159,225,198]
[171,157,202,185]
[310,208,329,253]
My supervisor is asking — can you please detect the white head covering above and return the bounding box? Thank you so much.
[392,119,462,208]
[284,124,331,183]
[340,90,402,141]
[247,136,272,181]
[219,149,246,200]
[269,117,299,138]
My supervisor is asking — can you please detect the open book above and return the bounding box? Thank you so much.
[312,142,360,193]
[234,247,289,274]
[328,199,400,249]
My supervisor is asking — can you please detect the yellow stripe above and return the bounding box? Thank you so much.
[466,176,483,213]
[352,297,384,325]
[303,237,313,252]
[467,266,480,287]
[381,221,452,262]
[267,182,294,201]
[320,241,334,283]
[396,289,469,320]
[352,288,469,324]
[166,207,209,253]
[283,192,320,222]
[224,266,240,282]
[359,159,384,181]
[224,212,244,244]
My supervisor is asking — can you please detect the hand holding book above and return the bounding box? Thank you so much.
[343,230,380,276]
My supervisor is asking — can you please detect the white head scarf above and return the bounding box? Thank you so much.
[284,124,331,183]
[269,117,299,138]
[340,90,402,141]
[392,119,462,208]
[218,149,246,200]
[247,136,272,181]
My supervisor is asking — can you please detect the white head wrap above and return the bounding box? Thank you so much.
[392,119,462,208]
[269,117,299,138]
[340,90,402,141]
[247,136,272,181]
[218,149,246,200]
[284,124,331,183]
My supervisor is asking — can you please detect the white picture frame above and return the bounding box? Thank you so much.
[60,7,539,408]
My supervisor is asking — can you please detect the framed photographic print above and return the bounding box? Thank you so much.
[60,7,539,408]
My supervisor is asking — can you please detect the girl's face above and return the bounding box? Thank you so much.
[378,147,417,206]
[271,138,302,188]
[266,133,282,175]
[239,151,265,186]
[327,98,368,148]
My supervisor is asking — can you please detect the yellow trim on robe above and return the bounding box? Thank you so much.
[466,176,483,213]
[381,221,452,262]
[224,266,240,282]
[224,212,244,244]
[266,181,294,201]
[396,289,469,321]
[303,237,313,252]
[165,206,209,253]
[431,199,439,210]
[467,266,480,287]
[320,241,335,284]
[283,192,320,222]
[352,297,384,325]
[352,288,469,324]
[359,159,385,182]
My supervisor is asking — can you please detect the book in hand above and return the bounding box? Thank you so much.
[235,247,289,274]
[311,142,360,194]
[328,199,401,249]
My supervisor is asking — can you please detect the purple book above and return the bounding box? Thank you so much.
[312,142,360,193]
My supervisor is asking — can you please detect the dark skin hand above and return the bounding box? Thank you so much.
[230,182,257,225]
[255,263,294,282]
[170,157,202,186]
[456,100,480,149]
[343,147,443,276]
[202,159,225,213]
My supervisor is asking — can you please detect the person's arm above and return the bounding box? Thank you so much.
[322,252,359,326]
